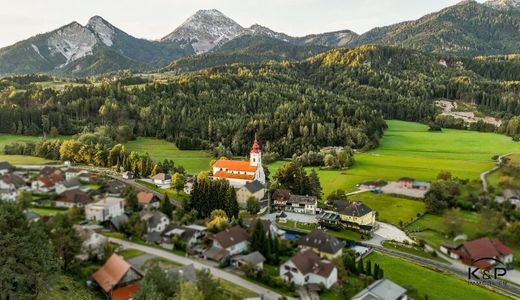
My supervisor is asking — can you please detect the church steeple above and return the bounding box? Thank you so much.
[250,134,262,167]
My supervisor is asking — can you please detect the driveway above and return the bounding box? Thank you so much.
[365,222,414,246]
[108,237,285,300]
[262,212,318,224]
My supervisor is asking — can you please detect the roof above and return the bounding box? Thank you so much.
[318,212,341,222]
[398,177,415,182]
[59,179,81,189]
[106,180,126,194]
[40,166,61,176]
[213,159,257,172]
[352,279,407,300]
[89,197,125,208]
[137,192,157,205]
[111,283,140,300]
[0,173,25,187]
[491,239,514,256]
[242,180,265,193]
[144,231,163,243]
[65,168,83,173]
[413,181,431,187]
[288,194,317,205]
[92,254,132,293]
[57,189,90,204]
[272,189,291,201]
[234,251,266,266]
[0,161,12,170]
[248,219,272,235]
[251,136,261,154]
[140,211,169,229]
[335,201,373,217]
[213,226,249,249]
[214,171,255,181]
[152,173,171,181]
[459,237,511,262]
[106,214,129,231]
[183,224,207,231]
[35,176,57,188]
[298,229,346,254]
[204,246,230,261]
[289,249,335,278]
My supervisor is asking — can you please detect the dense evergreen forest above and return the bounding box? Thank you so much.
[0,45,519,158]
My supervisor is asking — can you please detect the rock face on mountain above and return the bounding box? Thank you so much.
[161,9,246,53]
[485,0,520,9]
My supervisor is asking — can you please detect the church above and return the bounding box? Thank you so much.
[211,136,266,188]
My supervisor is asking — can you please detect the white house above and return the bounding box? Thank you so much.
[204,226,249,262]
[31,176,59,193]
[0,189,17,202]
[55,179,82,195]
[85,197,125,222]
[280,249,338,289]
[74,225,109,261]
[162,224,207,249]
[352,279,407,300]
[0,162,12,175]
[152,173,171,186]
[140,211,170,233]
[64,168,84,181]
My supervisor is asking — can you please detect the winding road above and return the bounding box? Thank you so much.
[481,153,512,192]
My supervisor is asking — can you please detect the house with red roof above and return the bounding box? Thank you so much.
[137,191,160,209]
[31,173,62,192]
[211,136,266,188]
[91,254,143,300]
[454,237,514,269]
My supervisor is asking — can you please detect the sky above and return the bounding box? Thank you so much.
[0,0,487,48]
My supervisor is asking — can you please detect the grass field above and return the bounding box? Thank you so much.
[348,192,426,226]
[118,249,145,260]
[367,252,507,300]
[125,137,212,175]
[269,120,520,196]
[37,276,99,300]
[29,207,68,216]
[0,134,61,164]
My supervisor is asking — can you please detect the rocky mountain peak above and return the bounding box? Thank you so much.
[87,15,116,46]
[485,0,520,9]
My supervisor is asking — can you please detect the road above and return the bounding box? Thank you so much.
[108,237,284,300]
[481,153,512,192]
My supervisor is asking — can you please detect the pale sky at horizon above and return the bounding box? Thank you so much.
[0,0,487,48]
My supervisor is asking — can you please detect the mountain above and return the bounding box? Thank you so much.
[161,9,246,53]
[485,0,520,9]
[295,30,358,47]
[0,16,191,77]
[350,1,520,56]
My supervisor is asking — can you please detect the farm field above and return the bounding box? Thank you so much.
[269,120,520,196]
[0,134,63,164]
[367,252,508,300]
[125,137,212,175]
[348,193,426,226]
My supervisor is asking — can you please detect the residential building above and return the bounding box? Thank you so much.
[453,237,514,268]
[85,197,125,222]
[74,225,108,261]
[55,179,82,194]
[105,180,126,196]
[101,214,129,232]
[31,174,61,192]
[352,279,407,300]
[122,171,134,179]
[317,212,342,228]
[137,191,160,209]
[280,249,338,289]
[298,229,346,259]
[140,211,170,233]
[237,180,266,207]
[55,188,90,208]
[40,166,64,177]
[162,224,207,249]
[211,136,266,188]
[78,172,96,183]
[331,200,376,231]
[64,168,84,181]
[204,226,249,262]
[0,188,17,202]
[0,173,25,190]
[273,189,317,214]
[91,254,143,300]
[0,161,13,175]
[231,251,266,272]
[152,173,171,185]
[398,177,430,190]
[184,176,194,194]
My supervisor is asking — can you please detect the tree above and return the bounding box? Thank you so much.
[207,209,229,232]
[0,202,58,298]
[196,269,219,300]
[123,186,139,213]
[67,206,82,222]
[160,194,174,219]
[172,172,185,193]
[437,170,452,181]
[134,262,178,300]
[250,219,268,256]
[49,214,81,273]
[308,169,323,199]
[366,260,372,276]
[246,197,261,214]
[443,208,463,237]
[273,162,321,197]
[175,281,204,300]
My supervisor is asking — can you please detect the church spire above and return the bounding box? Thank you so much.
[251,134,261,154]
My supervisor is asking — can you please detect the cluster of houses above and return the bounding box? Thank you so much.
[440,237,514,269]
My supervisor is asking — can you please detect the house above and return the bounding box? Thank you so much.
[204,226,249,262]
[331,200,376,231]
[231,251,266,272]
[140,211,170,233]
[40,166,64,177]
[0,189,17,202]
[102,214,129,232]
[298,229,346,259]
[439,242,462,260]
[74,225,108,261]
[162,224,207,250]
[55,189,90,208]
[122,171,134,179]
[237,180,266,207]
[31,174,61,192]
[0,173,25,190]
[352,279,407,300]
[212,136,266,188]
[0,161,13,175]
[78,171,96,183]
[91,254,143,300]
[137,191,160,209]
[184,176,194,194]
[280,249,337,289]
[85,197,125,222]
[105,180,126,196]
[272,190,317,214]
[64,168,84,181]
[398,177,430,190]
[317,212,342,229]
[55,179,82,194]
[453,237,514,268]
[152,173,171,185]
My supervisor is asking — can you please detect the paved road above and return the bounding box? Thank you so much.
[365,222,414,246]
[109,237,284,300]
[481,153,512,192]
[345,188,371,196]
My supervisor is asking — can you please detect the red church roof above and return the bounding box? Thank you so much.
[214,171,255,181]
[213,159,257,172]
[251,135,261,154]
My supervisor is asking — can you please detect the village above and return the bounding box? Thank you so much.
[0,136,518,300]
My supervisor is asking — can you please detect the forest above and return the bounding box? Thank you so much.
[0,45,519,159]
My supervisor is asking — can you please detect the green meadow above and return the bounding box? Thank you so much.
[269,120,520,196]
[125,137,212,175]
[367,252,507,300]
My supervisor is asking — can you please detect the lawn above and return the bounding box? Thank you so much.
[0,134,64,164]
[268,120,520,196]
[0,154,56,165]
[125,137,212,175]
[37,275,100,300]
[382,241,446,263]
[30,207,68,216]
[118,249,145,260]
[348,192,426,226]
[367,252,508,300]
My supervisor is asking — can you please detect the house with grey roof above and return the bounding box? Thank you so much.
[298,229,346,259]
[55,179,82,194]
[140,211,170,234]
[0,162,13,175]
[162,224,207,250]
[351,279,407,300]
[331,200,376,231]
[231,251,266,272]
[237,180,266,207]
[152,173,171,186]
